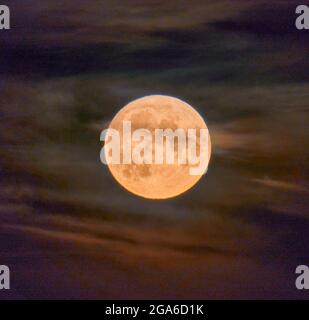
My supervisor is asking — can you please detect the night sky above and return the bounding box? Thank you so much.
[0,0,309,299]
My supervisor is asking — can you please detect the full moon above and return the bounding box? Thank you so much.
[105,95,211,199]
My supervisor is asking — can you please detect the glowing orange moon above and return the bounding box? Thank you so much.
[106,95,211,199]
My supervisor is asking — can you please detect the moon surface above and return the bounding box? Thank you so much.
[106,95,211,199]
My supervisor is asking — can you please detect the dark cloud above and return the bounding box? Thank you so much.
[212,1,300,36]
[2,0,308,84]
